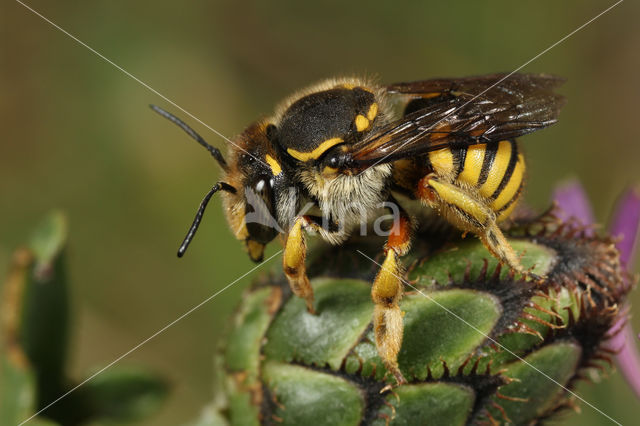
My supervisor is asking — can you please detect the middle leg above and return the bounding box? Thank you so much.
[371,201,412,387]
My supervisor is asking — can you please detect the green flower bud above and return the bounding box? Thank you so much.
[209,212,627,425]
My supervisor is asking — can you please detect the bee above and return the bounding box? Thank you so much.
[151,73,565,386]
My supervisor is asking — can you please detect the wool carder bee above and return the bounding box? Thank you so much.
[151,73,565,386]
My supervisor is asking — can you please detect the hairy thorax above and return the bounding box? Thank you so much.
[297,164,392,244]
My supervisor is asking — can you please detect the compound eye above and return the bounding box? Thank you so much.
[322,150,348,171]
[244,174,279,244]
[327,155,340,168]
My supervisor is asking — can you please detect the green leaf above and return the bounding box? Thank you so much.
[79,366,169,422]
[262,361,364,426]
[399,289,501,379]
[2,212,169,425]
[28,211,67,272]
[0,342,37,425]
[188,404,229,426]
[0,214,66,425]
[225,286,281,383]
[227,387,260,426]
[373,383,475,426]
[20,211,70,404]
[492,342,582,423]
[344,289,502,381]
[410,239,555,285]
[263,279,374,370]
[224,286,282,426]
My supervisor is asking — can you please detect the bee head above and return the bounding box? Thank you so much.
[151,106,289,262]
[221,122,292,262]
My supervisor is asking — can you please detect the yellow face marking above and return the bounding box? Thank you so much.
[479,141,512,198]
[457,144,486,187]
[428,178,490,225]
[246,239,265,262]
[342,83,355,89]
[322,166,339,176]
[491,154,525,211]
[367,102,378,121]
[287,137,343,162]
[265,154,282,176]
[355,114,370,132]
[429,148,455,175]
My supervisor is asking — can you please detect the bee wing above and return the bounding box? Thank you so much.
[349,73,566,165]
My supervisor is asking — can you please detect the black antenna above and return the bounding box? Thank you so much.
[150,104,229,172]
[178,182,237,257]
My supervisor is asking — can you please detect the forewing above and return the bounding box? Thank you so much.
[350,73,565,165]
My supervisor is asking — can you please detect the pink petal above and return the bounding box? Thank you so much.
[552,179,596,225]
[607,187,640,399]
[609,186,640,267]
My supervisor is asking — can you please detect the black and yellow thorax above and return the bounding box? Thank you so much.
[273,82,381,167]
[261,80,392,240]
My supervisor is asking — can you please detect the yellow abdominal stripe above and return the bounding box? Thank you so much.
[457,144,486,186]
[265,154,282,175]
[428,149,455,175]
[491,154,525,211]
[479,141,511,198]
[287,137,344,162]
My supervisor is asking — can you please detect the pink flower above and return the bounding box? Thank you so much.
[553,181,640,399]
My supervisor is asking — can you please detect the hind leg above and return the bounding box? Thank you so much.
[417,174,532,277]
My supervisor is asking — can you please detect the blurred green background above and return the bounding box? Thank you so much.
[1,1,639,424]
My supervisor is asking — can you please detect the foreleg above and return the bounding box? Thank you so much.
[283,216,315,314]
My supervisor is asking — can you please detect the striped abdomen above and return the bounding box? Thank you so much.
[428,140,525,222]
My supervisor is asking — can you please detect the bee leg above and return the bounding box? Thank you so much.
[372,205,412,388]
[418,174,531,277]
[283,216,315,314]
[480,219,536,279]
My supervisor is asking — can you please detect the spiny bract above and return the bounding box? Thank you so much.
[202,210,628,426]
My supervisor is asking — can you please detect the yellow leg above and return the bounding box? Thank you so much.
[372,204,412,387]
[480,222,529,276]
[419,174,532,277]
[283,217,315,314]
